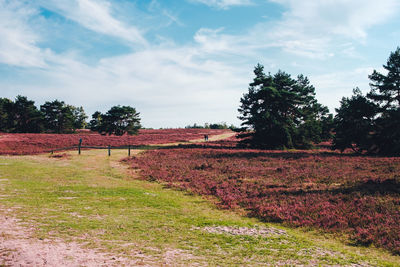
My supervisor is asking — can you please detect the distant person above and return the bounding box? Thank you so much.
[204,134,209,141]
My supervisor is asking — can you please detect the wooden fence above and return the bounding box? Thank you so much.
[50,143,151,156]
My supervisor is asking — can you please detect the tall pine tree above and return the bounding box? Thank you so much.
[332,88,377,153]
[11,96,43,133]
[238,64,332,149]
[333,47,400,155]
[368,47,400,154]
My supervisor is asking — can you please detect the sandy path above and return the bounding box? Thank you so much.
[189,131,236,142]
[0,208,154,267]
[149,131,236,147]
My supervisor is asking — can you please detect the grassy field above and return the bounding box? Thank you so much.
[1,149,399,266]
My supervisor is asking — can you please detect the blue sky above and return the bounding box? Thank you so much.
[1,0,399,128]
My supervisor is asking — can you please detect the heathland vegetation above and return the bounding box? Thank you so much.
[3,149,398,265]
[127,136,400,254]
[0,129,229,155]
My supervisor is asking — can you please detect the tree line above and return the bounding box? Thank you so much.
[0,97,141,136]
[239,47,400,155]
[185,122,237,130]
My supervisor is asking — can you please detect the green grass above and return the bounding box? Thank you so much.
[0,150,399,266]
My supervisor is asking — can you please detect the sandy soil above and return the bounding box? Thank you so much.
[0,208,157,267]
[0,209,205,266]
[188,132,236,143]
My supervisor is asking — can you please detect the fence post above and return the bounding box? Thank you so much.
[78,138,82,155]
[108,145,111,156]
[128,145,131,156]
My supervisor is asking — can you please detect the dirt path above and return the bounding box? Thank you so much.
[0,209,201,266]
[189,131,236,142]
[149,131,236,147]
[0,207,158,267]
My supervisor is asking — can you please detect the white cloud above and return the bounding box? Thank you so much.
[39,0,147,46]
[190,0,253,9]
[267,0,399,57]
[148,0,183,27]
[310,67,375,113]
[193,27,269,58]
[6,43,249,127]
[0,1,45,67]
[271,0,398,39]
[194,28,231,53]
[191,0,399,59]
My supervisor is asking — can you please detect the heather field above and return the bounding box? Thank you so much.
[1,149,399,265]
[0,129,228,155]
[127,144,400,255]
[1,131,400,264]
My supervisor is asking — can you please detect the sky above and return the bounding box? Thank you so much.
[1,0,399,128]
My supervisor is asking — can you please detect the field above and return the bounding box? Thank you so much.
[1,130,400,265]
[0,129,228,155]
[1,150,399,266]
[127,141,400,255]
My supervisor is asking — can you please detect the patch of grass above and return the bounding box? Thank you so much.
[0,150,399,266]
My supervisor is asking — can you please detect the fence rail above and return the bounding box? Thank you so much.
[49,143,151,156]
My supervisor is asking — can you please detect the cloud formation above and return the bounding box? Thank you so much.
[39,0,147,46]
[192,0,399,59]
[0,1,45,67]
[271,0,398,39]
[266,0,399,57]
[189,0,253,9]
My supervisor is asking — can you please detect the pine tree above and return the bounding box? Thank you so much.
[11,96,43,133]
[0,98,14,132]
[368,47,400,155]
[333,47,400,155]
[90,106,141,136]
[238,64,331,149]
[40,100,75,133]
[333,88,377,153]
[368,47,400,110]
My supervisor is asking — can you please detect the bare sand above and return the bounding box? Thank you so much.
[0,210,157,266]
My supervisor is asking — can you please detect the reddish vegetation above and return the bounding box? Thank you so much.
[128,146,400,254]
[0,129,229,155]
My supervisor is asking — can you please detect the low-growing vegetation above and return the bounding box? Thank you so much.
[3,149,396,265]
[0,129,228,155]
[128,145,400,254]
